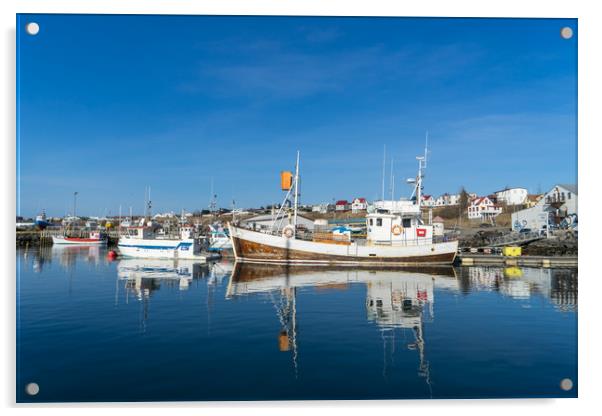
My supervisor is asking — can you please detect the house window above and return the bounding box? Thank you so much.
[376,218,382,227]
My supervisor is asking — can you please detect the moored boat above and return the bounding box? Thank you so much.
[229,148,458,266]
[52,231,107,246]
[117,219,218,261]
[208,224,233,252]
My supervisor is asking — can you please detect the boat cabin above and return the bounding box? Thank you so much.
[366,202,433,245]
[123,226,156,239]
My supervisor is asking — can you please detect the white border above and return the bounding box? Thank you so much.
[2,1,600,415]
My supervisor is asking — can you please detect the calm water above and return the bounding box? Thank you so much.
[16,246,577,402]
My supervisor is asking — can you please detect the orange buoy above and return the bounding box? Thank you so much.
[107,250,118,261]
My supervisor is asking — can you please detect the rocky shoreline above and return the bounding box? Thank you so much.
[458,229,577,256]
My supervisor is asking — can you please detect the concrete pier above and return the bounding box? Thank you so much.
[458,254,577,268]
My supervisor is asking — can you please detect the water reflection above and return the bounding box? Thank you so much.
[457,266,577,311]
[17,246,578,400]
[24,245,103,273]
[227,264,458,385]
[117,258,208,298]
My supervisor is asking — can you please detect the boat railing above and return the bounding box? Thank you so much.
[261,228,456,246]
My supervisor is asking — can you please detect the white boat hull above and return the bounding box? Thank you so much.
[117,237,206,260]
[52,236,106,246]
[229,224,457,266]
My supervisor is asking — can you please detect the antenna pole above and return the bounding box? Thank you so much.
[390,157,394,201]
[381,144,386,200]
[424,131,429,168]
[293,150,300,232]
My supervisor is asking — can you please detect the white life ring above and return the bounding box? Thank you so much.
[282,225,295,239]
[391,224,403,236]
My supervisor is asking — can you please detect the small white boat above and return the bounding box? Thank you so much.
[52,231,107,246]
[117,220,213,260]
[208,224,233,252]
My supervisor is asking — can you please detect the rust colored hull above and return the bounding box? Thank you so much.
[232,236,457,266]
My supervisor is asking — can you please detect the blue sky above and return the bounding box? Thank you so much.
[17,15,577,217]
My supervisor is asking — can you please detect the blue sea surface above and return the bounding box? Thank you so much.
[16,246,577,402]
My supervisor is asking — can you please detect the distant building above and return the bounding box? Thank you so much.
[525,194,544,208]
[239,213,315,232]
[312,203,333,214]
[511,184,577,231]
[543,184,577,215]
[468,196,503,221]
[494,187,528,206]
[351,198,368,213]
[335,200,350,211]
[435,193,459,206]
[421,195,435,207]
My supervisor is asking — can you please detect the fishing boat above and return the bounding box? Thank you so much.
[52,231,107,245]
[208,224,233,252]
[228,148,458,266]
[118,220,211,260]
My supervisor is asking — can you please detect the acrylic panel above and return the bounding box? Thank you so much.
[16,14,577,402]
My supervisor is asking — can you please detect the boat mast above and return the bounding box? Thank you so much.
[381,144,386,201]
[390,157,394,201]
[415,133,429,207]
[293,150,300,231]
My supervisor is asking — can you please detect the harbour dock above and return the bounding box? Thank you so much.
[457,254,577,268]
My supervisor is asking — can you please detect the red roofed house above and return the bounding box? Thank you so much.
[351,197,368,213]
[335,200,350,212]
[421,194,435,207]
[468,196,503,221]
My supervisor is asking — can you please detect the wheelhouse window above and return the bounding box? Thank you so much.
[369,218,373,226]
[376,218,382,227]
[402,218,411,228]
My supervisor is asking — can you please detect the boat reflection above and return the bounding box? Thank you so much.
[117,258,209,299]
[25,245,103,273]
[227,263,457,384]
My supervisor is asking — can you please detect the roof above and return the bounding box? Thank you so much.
[422,194,433,199]
[527,194,543,201]
[240,213,312,223]
[335,200,349,205]
[353,197,367,203]
[493,187,528,194]
[558,184,578,195]
[471,196,492,206]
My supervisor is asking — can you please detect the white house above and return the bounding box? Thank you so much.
[435,193,459,206]
[351,198,368,213]
[335,200,350,211]
[312,203,331,214]
[542,184,577,215]
[494,187,528,206]
[468,196,503,221]
[421,195,435,207]
[511,184,577,231]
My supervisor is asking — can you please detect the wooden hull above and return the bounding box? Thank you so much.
[229,224,457,266]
